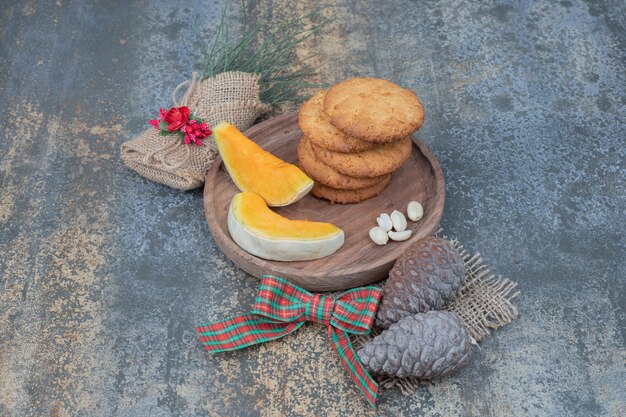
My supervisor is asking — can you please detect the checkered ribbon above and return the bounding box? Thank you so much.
[196,275,383,408]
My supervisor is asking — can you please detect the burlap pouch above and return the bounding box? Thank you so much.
[121,71,272,190]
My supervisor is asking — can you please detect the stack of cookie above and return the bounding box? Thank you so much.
[297,77,425,204]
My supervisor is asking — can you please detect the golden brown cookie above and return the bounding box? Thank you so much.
[324,77,424,143]
[311,175,391,204]
[310,136,413,178]
[298,136,389,190]
[298,91,377,153]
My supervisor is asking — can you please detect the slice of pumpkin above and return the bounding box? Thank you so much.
[228,192,344,261]
[214,122,314,206]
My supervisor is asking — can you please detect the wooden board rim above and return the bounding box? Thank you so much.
[203,112,445,291]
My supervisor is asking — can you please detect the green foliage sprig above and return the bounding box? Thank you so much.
[203,1,329,105]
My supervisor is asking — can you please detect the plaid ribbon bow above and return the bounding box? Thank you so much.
[196,275,383,408]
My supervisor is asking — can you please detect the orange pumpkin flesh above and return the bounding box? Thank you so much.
[231,192,341,240]
[214,122,313,206]
[228,192,344,261]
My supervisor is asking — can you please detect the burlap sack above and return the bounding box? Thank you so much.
[121,71,272,190]
[350,232,520,395]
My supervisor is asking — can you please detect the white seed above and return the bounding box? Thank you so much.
[388,230,412,241]
[407,201,423,221]
[376,213,393,231]
[369,227,389,245]
[390,210,407,232]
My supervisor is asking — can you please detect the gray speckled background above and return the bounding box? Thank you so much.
[0,0,624,416]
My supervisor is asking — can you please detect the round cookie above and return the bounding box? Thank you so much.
[311,136,413,178]
[298,136,389,190]
[311,175,391,204]
[298,91,377,153]
[324,77,424,143]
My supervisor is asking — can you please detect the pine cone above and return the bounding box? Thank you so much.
[376,237,465,329]
[358,311,472,379]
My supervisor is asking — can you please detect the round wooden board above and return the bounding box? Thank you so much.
[204,112,445,291]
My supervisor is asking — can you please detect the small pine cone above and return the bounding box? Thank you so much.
[376,237,465,329]
[358,311,472,379]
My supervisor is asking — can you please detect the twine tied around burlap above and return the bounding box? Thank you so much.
[121,71,272,190]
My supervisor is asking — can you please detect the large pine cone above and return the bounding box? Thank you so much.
[376,237,465,329]
[358,311,472,379]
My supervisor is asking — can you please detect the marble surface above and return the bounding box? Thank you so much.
[0,0,624,415]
